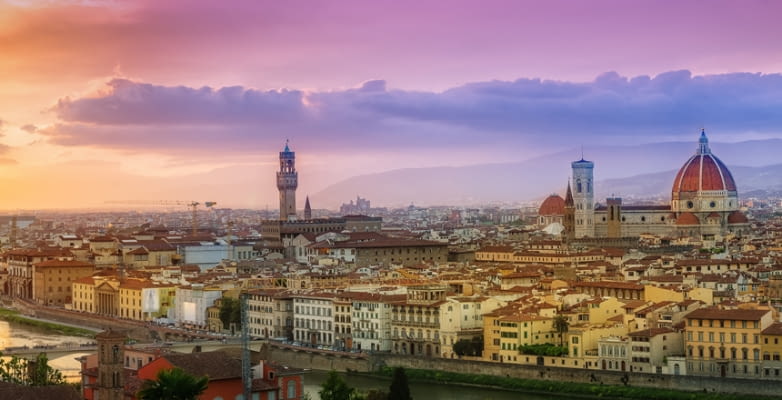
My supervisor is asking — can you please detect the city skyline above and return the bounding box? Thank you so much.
[2,0,782,210]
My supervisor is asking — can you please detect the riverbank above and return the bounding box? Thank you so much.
[262,343,782,398]
[372,367,771,400]
[305,369,564,400]
[0,308,96,338]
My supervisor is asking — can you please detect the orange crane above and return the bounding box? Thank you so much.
[105,200,217,235]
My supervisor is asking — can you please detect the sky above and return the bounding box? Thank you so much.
[2,0,782,210]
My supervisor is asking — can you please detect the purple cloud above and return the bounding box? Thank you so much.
[20,124,38,133]
[44,71,782,155]
[55,79,307,125]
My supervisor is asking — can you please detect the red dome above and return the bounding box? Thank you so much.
[727,211,749,224]
[539,194,565,216]
[672,132,736,194]
[676,212,700,225]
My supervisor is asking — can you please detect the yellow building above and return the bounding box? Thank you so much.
[118,279,174,321]
[760,321,782,379]
[567,322,628,364]
[474,246,514,262]
[684,307,772,378]
[72,274,174,320]
[644,286,685,303]
[72,276,96,313]
[33,259,94,306]
[496,313,554,363]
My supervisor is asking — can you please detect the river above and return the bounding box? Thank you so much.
[0,319,95,381]
[0,321,568,398]
[303,370,569,400]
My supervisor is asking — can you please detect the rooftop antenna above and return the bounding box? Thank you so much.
[580,145,584,160]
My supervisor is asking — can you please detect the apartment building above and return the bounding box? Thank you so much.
[684,308,773,378]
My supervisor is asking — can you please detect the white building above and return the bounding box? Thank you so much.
[173,284,222,328]
[247,288,293,339]
[176,241,232,271]
[350,293,403,352]
[292,292,335,347]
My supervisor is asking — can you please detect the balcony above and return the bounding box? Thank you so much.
[392,321,438,328]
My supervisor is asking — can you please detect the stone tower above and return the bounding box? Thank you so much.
[277,140,298,221]
[304,196,312,220]
[563,181,575,242]
[572,158,595,238]
[606,197,622,238]
[95,329,126,400]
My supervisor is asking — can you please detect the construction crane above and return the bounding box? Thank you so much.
[105,200,217,235]
[240,291,252,399]
[9,215,17,248]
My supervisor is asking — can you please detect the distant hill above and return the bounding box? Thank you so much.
[597,164,782,201]
[312,139,782,207]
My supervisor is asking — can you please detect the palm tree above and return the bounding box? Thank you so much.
[553,314,569,348]
[137,367,209,400]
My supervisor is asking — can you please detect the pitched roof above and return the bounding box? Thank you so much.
[0,382,80,400]
[34,259,94,268]
[162,351,242,380]
[686,308,770,321]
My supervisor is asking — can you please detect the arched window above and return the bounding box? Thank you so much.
[576,180,582,193]
[288,380,297,398]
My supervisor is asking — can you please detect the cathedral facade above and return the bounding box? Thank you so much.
[562,130,749,241]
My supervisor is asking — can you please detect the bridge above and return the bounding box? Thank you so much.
[1,339,266,360]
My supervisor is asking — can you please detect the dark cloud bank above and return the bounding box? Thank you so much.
[46,70,782,153]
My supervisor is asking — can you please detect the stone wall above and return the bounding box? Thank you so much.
[376,354,781,397]
[11,298,151,340]
[262,344,781,398]
[260,343,374,372]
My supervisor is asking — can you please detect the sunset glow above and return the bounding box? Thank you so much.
[2,0,782,210]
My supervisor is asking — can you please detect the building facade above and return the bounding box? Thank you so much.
[32,259,94,305]
[391,285,445,357]
[684,308,772,379]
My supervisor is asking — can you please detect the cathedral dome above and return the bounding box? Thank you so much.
[671,130,740,215]
[672,131,737,194]
[676,212,700,225]
[539,194,565,216]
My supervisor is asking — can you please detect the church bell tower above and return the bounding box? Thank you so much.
[277,140,298,221]
[572,157,595,238]
[95,329,125,400]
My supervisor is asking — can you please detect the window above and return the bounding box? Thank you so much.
[287,380,297,398]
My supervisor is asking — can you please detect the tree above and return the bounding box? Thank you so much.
[387,367,412,400]
[137,367,208,400]
[0,352,65,386]
[363,389,388,400]
[319,370,356,400]
[452,336,483,357]
[553,314,570,347]
[218,297,241,330]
